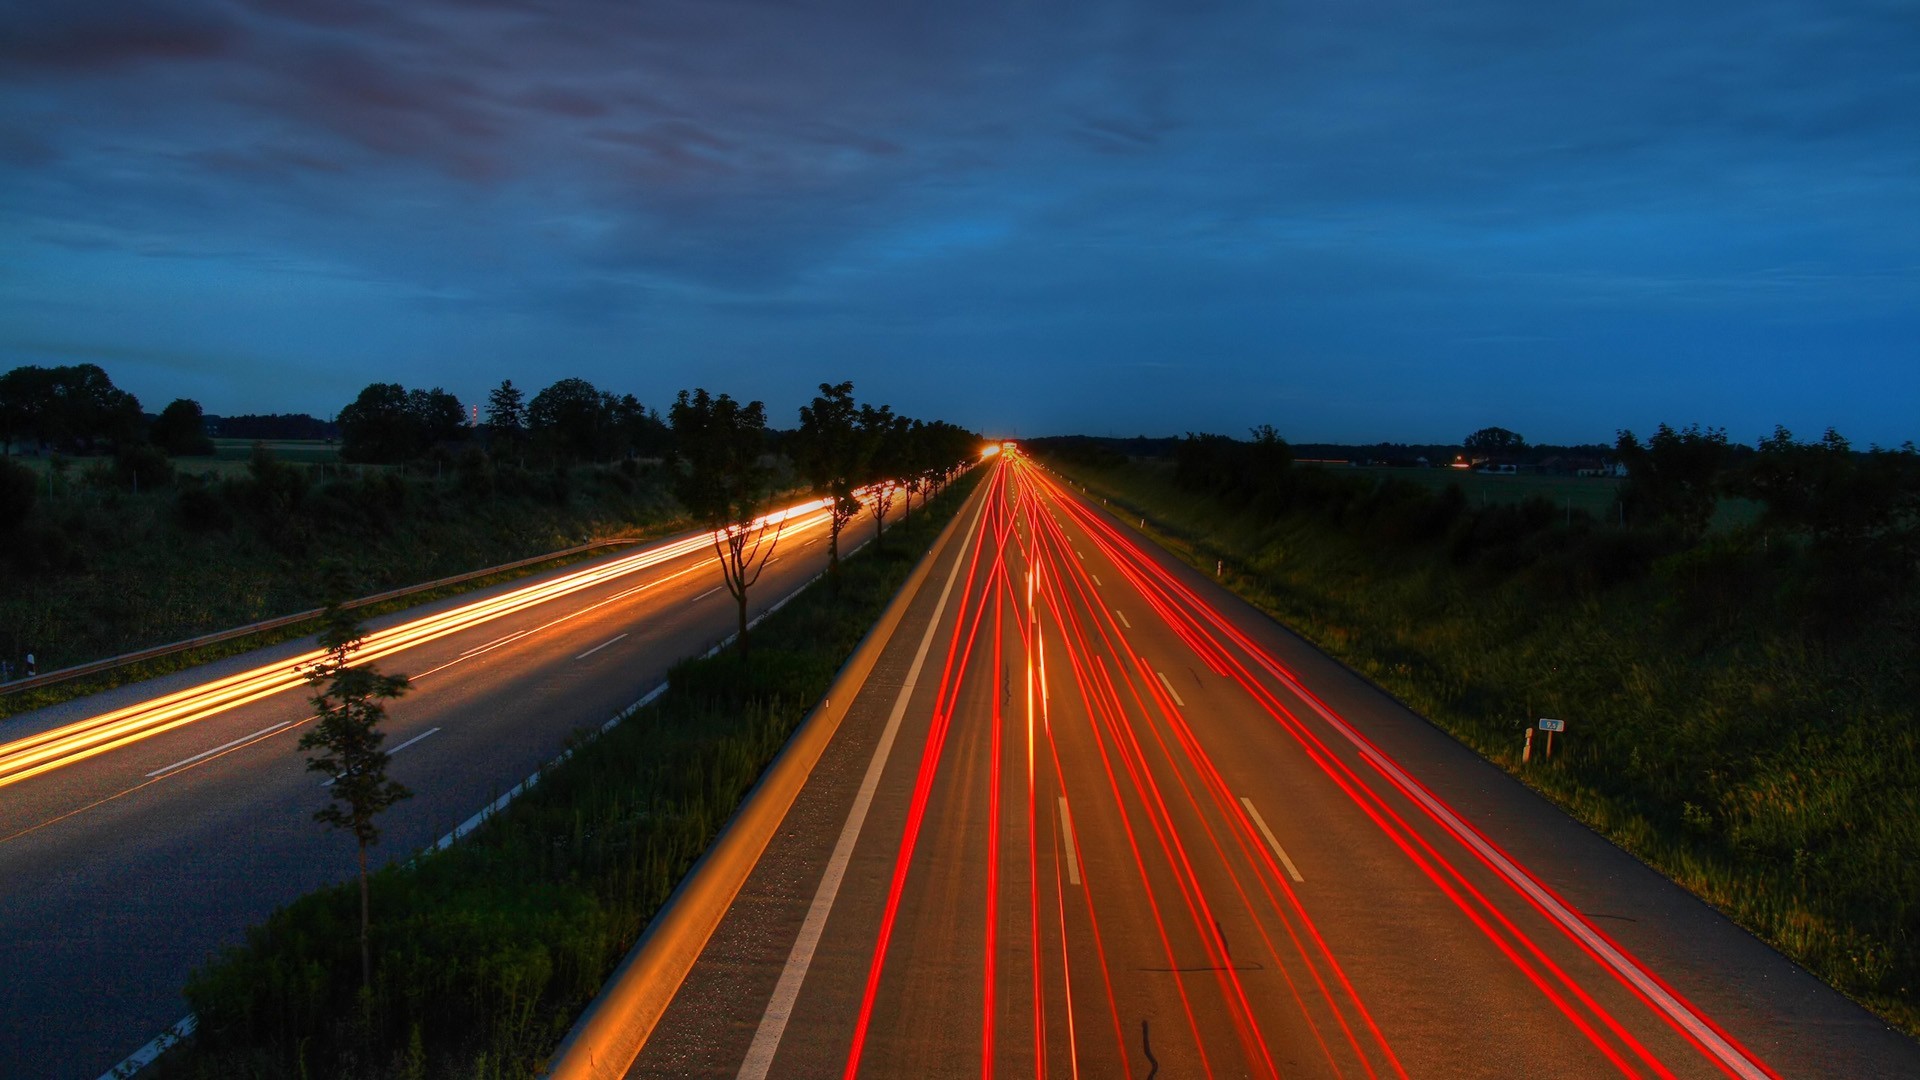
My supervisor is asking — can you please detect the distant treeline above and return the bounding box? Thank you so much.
[208,414,338,441]
[1036,421,1920,622]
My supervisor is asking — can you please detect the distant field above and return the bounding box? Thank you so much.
[1341,463,1623,517]
[7,438,347,486]
[1324,464,1758,530]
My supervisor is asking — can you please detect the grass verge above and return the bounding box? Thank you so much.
[143,469,981,1080]
[1050,456,1918,1036]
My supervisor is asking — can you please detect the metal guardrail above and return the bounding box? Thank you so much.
[0,537,646,699]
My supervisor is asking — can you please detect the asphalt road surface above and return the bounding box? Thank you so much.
[0,497,882,1078]
[632,454,1920,1079]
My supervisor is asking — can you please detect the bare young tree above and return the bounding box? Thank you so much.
[299,599,412,993]
[670,388,783,657]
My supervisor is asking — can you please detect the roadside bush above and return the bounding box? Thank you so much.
[0,457,34,532]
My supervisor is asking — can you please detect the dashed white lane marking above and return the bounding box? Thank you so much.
[1115,609,1131,629]
[1241,797,1306,883]
[1091,573,1102,587]
[574,633,628,660]
[1155,670,1186,708]
[1058,797,1082,886]
[147,720,292,777]
[694,586,724,602]
[320,727,440,787]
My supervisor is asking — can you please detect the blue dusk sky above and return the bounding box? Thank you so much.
[1,0,1915,446]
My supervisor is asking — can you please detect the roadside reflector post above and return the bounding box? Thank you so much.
[1523,727,1533,764]
[1216,559,1223,578]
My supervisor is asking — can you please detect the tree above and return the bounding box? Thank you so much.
[1614,423,1730,538]
[528,377,614,462]
[485,379,526,461]
[669,388,781,656]
[150,398,215,457]
[0,457,34,532]
[406,387,466,448]
[0,363,141,454]
[858,403,908,550]
[792,381,867,582]
[299,598,412,993]
[338,383,416,464]
[1464,426,1526,457]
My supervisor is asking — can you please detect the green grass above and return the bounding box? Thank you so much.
[0,461,685,719]
[143,471,982,1080]
[1052,456,1919,1036]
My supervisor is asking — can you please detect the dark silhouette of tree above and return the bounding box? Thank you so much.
[299,598,411,993]
[0,364,142,454]
[1464,426,1526,457]
[339,384,463,463]
[151,398,215,456]
[406,387,467,448]
[670,388,781,656]
[1742,427,1920,579]
[338,384,416,464]
[528,377,614,462]
[484,379,526,461]
[0,457,33,531]
[1614,423,1730,538]
[858,403,908,550]
[793,381,867,582]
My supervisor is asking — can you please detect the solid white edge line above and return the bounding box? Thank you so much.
[1155,669,1187,708]
[574,633,629,661]
[1240,796,1305,883]
[145,720,293,777]
[1167,543,1774,1080]
[1058,796,1082,886]
[97,1014,196,1080]
[735,484,988,1080]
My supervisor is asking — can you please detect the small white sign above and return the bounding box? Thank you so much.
[1538,718,1565,732]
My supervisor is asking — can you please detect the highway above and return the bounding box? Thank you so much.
[630,454,1920,1079]
[0,496,886,1078]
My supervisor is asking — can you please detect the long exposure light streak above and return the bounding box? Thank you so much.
[1022,456,1780,1080]
[0,491,867,791]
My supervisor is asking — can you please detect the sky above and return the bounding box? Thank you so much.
[1,0,1916,446]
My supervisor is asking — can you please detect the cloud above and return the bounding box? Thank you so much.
[0,0,1914,442]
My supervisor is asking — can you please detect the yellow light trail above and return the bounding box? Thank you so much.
[0,494,853,791]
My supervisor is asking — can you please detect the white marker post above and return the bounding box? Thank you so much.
[1523,728,1533,764]
[1538,717,1565,759]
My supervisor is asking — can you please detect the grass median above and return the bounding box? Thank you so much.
[145,470,981,1080]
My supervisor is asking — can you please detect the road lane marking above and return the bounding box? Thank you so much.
[1091,573,1102,587]
[460,629,529,657]
[574,633,628,660]
[737,481,989,1080]
[693,586,723,602]
[1058,797,1081,886]
[146,720,293,777]
[1115,609,1131,629]
[1240,797,1305,882]
[319,727,440,787]
[1155,670,1186,708]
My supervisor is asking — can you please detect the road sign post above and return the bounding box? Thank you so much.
[1538,717,1565,759]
